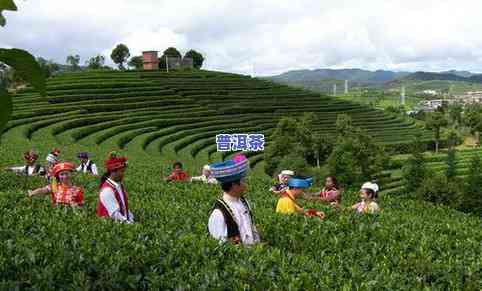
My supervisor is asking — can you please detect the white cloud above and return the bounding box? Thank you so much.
[1,0,482,75]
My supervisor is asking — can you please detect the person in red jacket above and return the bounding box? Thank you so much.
[164,161,189,182]
[96,152,134,223]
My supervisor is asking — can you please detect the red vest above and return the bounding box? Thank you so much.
[96,180,129,217]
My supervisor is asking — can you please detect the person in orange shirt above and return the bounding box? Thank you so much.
[276,176,325,219]
[28,162,84,207]
[164,161,189,182]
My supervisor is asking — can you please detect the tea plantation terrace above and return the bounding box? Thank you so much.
[7,70,430,172]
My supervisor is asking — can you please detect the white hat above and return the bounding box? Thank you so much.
[361,182,379,193]
[280,170,294,176]
[46,153,58,163]
[203,165,211,171]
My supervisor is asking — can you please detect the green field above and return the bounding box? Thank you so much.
[0,70,481,289]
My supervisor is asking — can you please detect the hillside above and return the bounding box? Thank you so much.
[4,70,430,173]
[270,69,410,84]
[0,69,481,289]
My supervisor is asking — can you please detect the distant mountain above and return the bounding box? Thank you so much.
[269,68,411,85]
[441,70,475,78]
[391,71,482,84]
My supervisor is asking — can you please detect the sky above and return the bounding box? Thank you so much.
[1,0,482,76]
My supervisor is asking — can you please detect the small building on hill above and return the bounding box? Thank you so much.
[142,51,159,70]
[143,50,193,71]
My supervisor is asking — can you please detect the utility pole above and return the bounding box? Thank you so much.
[400,86,406,105]
[344,80,348,94]
[333,84,337,96]
[166,55,169,73]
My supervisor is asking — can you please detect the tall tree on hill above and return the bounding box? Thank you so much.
[264,113,315,176]
[402,132,428,196]
[37,57,60,78]
[110,44,130,70]
[463,103,482,147]
[159,47,182,70]
[184,49,204,69]
[128,56,143,70]
[448,102,463,125]
[327,115,387,185]
[462,155,482,214]
[86,55,105,70]
[66,54,80,71]
[425,111,448,153]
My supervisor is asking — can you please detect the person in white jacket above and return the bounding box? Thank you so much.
[207,153,260,245]
[76,152,98,176]
[190,165,217,184]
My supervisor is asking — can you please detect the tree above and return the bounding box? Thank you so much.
[184,49,204,69]
[264,113,317,176]
[401,133,428,195]
[159,47,182,70]
[312,134,335,168]
[448,103,463,125]
[335,114,353,136]
[327,117,388,186]
[462,155,482,214]
[110,44,130,70]
[445,148,457,181]
[163,47,182,58]
[128,56,143,70]
[66,54,80,70]
[0,1,46,134]
[425,111,448,153]
[463,104,482,146]
[37,57,60,78]
[86,55,105,70]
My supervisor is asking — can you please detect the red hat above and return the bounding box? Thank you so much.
[104,152,128,172]
[24,151,39,162]
[52,162,75,177]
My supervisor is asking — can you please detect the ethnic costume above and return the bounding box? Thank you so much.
[276,177,324,218]
[353,182,380,214]
[191,165,218,184]
[76,152,98,176]
[319,186,341,202]
[270,170,294,194]
[30,162,84,207]
[207,154,260,245]
[96,154,134,223]
[8,151,45,176]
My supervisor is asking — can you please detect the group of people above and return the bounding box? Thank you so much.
[207,154,381,245]
[5,149,98,178]
[4,148,380,246]
[164,161,217,184]
[4,149,131,223]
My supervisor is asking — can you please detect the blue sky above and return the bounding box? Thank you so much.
[1,0,482,76]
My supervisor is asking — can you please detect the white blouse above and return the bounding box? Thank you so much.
[208,193,260,245]
[76,160,98,175]
[99,178,134,223]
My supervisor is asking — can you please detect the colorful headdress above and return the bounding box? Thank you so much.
[288,176,313,189]
[24,150,39,162]
[210,154,249,183]
[104,151,128,172]
[52,162,75,177]
[46,153,58,164]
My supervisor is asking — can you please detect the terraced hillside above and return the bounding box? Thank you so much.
[380,148,482,194]
[5,70,430,173]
